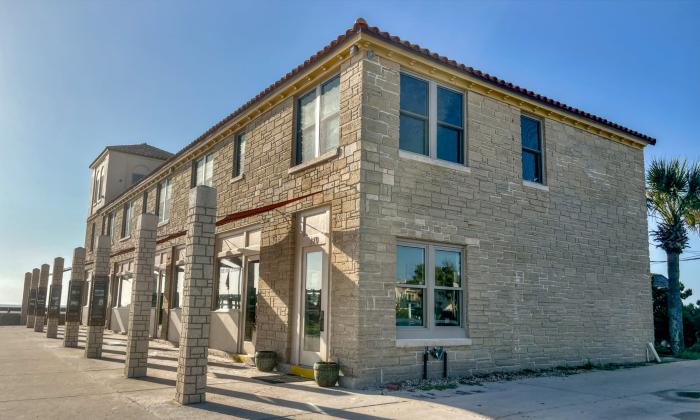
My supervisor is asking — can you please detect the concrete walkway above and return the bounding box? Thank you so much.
[0,326,699,419]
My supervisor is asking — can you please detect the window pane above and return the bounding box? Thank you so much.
[399,114,428,155]
[437,87,463,127]
[320,113,339,154]
[171,267,184,308]
[400,73,428,116]
[244,260,259,341]
[303,251,323,352]
[435,289,460,326]
[320,76,340,154]
[320,76,339,119]
[522,150,542,183]
[521,115,541,151]
[218,257,242,310]
[120,276,133,307]
[437,125,463,163]
[297,90,317,162]
[435,250,461,287]
[204,156,213,186]
[235,134,246,177]
[395,287,424,326]
[396,245,425,285]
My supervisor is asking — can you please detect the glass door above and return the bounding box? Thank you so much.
[242,259,259,354]
[299,247,328,366]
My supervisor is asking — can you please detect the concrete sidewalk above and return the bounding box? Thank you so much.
[0,326,698,419]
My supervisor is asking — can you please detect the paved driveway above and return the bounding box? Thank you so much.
[0,326,698,419]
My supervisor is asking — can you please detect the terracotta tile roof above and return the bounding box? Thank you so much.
[99,18,655,213]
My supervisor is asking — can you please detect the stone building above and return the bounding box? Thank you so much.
[80,18,655,387]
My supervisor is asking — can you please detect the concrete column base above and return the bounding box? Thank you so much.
[64,322,80,347]
[85,326,104,358]
[46,318,58,338]
[34,316,45,332]
[26,315,35,328]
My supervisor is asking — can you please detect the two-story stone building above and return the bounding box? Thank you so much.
[81,18,655,387]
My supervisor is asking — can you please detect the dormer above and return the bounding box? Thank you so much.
[88,143,173,216]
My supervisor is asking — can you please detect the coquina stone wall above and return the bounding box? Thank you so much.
[353,53,652,386]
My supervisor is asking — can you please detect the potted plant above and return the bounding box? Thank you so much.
[255,351,277,372]
[313,361,339,387]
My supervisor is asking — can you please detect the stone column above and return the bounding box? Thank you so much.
[124,213,158,378]
[20,272,31,326]
[26,268,39,328]
[85,236,111,358]
[46,257,65,338]
[175,186,216,405]
[64,247,86,347]
[34,264,50,332]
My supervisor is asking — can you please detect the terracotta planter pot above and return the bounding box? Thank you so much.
[255,351,277,372]
[313,362,339,387]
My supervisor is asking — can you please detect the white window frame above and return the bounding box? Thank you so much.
[193,153,214,187]
[395,240,466,340]
[156,178,172,223]
[399,71,467,165]
[295,74,340,165]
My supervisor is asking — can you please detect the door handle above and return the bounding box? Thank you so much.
[320,310,324,332]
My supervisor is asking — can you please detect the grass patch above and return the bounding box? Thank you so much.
[676,350,700,360]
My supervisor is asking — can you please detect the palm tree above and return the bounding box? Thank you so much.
[646,158,700,354]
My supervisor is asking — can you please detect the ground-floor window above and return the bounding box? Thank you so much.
[217,256,243,310]
[172,266,185,308]
[395,241,465,339]
[118,275,133,307]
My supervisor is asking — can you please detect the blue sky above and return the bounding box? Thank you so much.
[1,1,699,304]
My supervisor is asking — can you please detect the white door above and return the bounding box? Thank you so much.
[298,246,328,366]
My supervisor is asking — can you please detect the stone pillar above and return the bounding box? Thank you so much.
[85,236,111,358]
[34,264,50,332]
[26,268,39,328]
[124,213,158,378]
[20,272,31,326]
[46,257,65,338]
[64,247,86,347]
[175,186,216,405]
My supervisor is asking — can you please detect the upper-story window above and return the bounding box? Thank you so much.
[400,73,465,164]
[156,179,172,223]
[395,242,464,339]
[108,212,115,239]
[296,75,340,164]
[121,202,132,238]
[520,115,544,184]
[233,133,246,178]
[193,153,214,187]
[92,167,104,203]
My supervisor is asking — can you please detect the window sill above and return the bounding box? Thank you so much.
[398,150,471,173]
[157,219,169,228]
[522,180,549,191]
[119,235,131,242]
[288,147,340,174]
[395,338,472,348]
[230,173,245,184]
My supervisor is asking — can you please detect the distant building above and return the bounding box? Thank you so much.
[79,18,655,387]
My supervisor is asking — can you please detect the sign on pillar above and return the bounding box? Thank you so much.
[21,272,31,326]
[46,257,65,339]
[124,213,158,378]
[34,264,50,332]
[85,236,111,359]
[175,185,216,405]
[64,247,86,348]
[26,268,39,328]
